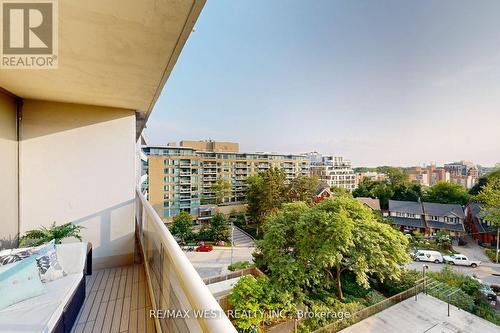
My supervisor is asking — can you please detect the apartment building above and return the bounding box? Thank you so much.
[388,200,465,236]
[407,164,450,186]
[356,171,387,184]
[308,153,357,192]
[144,142,310,221]
[0,1,237,332]
[445,160,479,189]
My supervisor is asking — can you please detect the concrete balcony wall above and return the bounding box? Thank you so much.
[0,91,19,249]
[19,100,136,269]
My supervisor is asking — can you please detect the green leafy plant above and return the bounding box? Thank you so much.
[228,261,254,271]
[170,211,194,242]
[228,275,294,332]
[20,222,84,247]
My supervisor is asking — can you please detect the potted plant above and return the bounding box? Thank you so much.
[20,222,84,247]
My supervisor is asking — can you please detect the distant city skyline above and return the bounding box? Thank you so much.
[145,0,500,167]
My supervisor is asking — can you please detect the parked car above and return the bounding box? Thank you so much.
[414,250,444,264]
[196,245,213,252]
[443,254,480,267]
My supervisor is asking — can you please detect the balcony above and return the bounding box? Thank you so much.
[135,190,236,332]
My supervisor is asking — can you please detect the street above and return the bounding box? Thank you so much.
[409,237,500,285]
[184,246,255,278]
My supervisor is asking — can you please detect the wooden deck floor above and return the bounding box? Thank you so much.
[71,264,155,333]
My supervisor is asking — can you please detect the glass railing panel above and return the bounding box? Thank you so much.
[136,189,236,333]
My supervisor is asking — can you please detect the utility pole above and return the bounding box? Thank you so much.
[231,221,234,266]
[496,226,499,264]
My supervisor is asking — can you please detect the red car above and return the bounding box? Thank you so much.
[195,245,213,252]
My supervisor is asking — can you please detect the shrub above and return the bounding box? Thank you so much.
[228,261,254,271]
[377,269,420,296]
[296,300,363,333]
[473,298,500,326]
[340,271,370,298]
[485,248,498,263]
[364,290,386,306]
[228,276,294,332]
[427,266,481,297]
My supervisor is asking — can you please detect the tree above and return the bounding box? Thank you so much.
[474,179,500,263]
[245,167,287,223]
[208,212,229,241]
[257,197,411,300]
[256,202,309,298]
[384,167,409,185]
[303,197,411,299]
[470,169,500,195]
[330,186,351,196]
[392,182,423,202]
[424,181,470,205]
[286,175,321,205]
[372,182,394,210]
[210,178,232,204]
[352,178,377,198]
[170,211,193,242]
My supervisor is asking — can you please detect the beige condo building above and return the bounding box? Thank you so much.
[143,140,310,222]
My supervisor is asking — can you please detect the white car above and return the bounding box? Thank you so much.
[413,250,444,264]
[443,254,480,268]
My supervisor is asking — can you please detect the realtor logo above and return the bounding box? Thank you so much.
[1,0,58,68]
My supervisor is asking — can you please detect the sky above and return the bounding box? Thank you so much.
[145,0,500,167]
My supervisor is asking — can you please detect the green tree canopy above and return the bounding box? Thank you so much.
[245,167,287,223]
[424,181,470,205]
[384,167,410,185]
[470,168,500,195]
[170,211,193,242]
[474,179,500,262]
[257,197,411,300]
[208,212,230,241]
[286,175,321,205]
[392,182,423,202]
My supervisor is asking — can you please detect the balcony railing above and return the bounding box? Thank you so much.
[135,189,237,333]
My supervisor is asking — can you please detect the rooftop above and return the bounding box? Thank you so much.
[340,293,500,333]
[389,200,465,218]
[356,197,381,211]
[423,202,464,218]
[388,200,423,215]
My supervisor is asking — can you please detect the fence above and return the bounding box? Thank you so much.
[203,267,264,285]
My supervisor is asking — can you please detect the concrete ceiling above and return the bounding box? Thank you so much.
[0,0,205,129]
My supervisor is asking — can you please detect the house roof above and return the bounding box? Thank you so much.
[315,182,331,196]
[356,197,381,211]
[468,202,486,218]
[388,200,465,218]
[388,200,423,215]
[426,220,465,232]
[390,217,425,228]
[423,202,464,218]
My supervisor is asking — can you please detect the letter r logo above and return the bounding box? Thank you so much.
[2,2,53,54]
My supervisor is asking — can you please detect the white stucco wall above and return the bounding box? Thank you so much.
[19,100,136,268]
[0,91,19,249]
